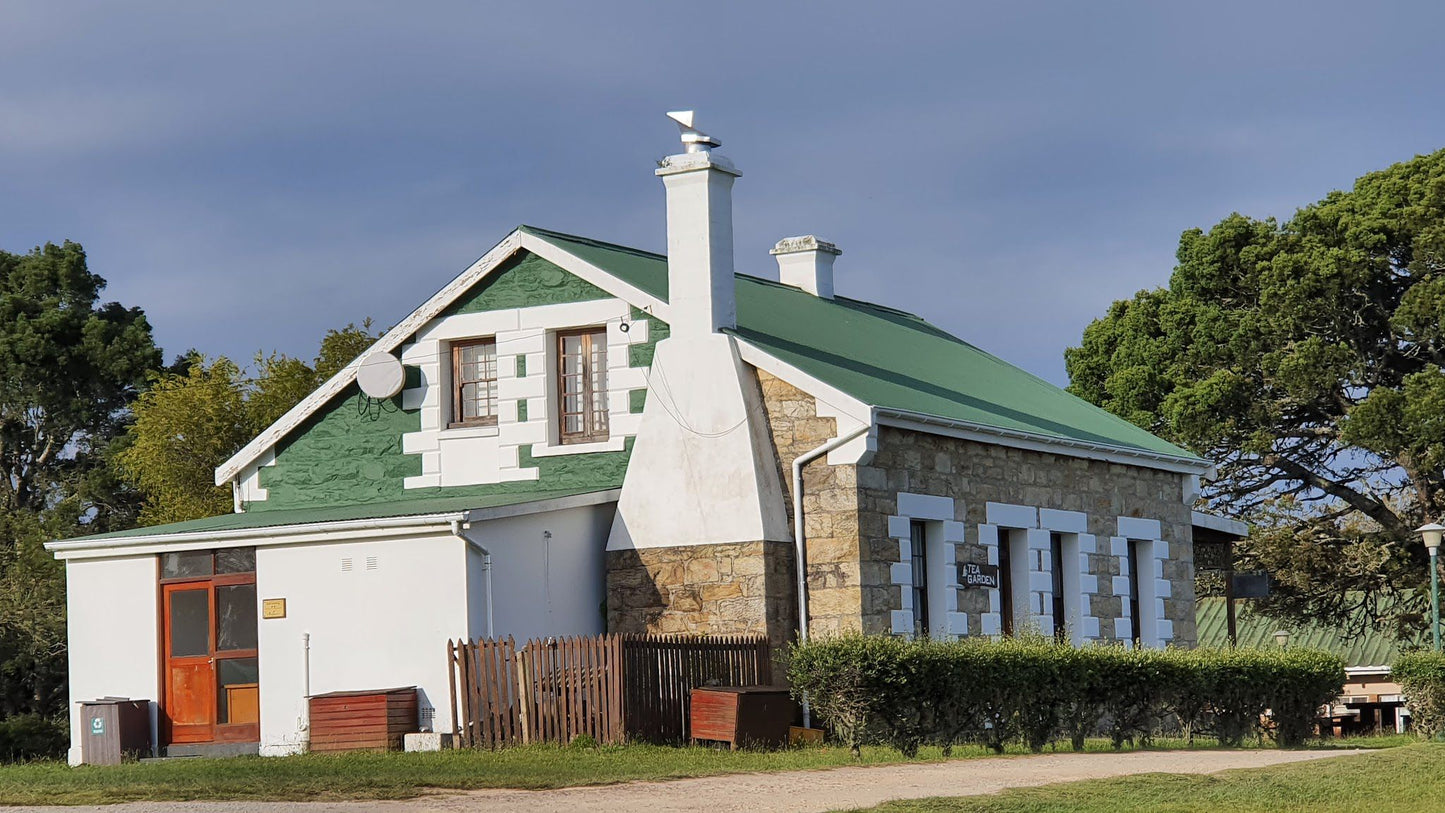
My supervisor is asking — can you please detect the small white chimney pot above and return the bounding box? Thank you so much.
[771,236,840,299]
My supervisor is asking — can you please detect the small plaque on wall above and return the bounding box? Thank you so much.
[262,598,287,619]
[958,562,1000,589]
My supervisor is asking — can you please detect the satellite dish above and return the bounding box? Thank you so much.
[357,352,405,400]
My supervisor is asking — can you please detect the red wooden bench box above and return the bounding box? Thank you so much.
[690,686,796,749]
[308,687,418,752]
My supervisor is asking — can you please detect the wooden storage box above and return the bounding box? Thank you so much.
[308,687,418,753]
[690,686,796,749]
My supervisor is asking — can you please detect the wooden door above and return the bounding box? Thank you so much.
[163,584,215,744]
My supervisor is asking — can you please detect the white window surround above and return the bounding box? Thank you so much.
[394,298,648,491]
[1110,516,1173,649]
[979,502,1101,643]
[887,492,967,638]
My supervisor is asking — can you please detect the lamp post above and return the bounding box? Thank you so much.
[1417,523,1445,653]
[1273,630,1290,649]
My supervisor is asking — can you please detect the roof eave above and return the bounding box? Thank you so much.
[45,511,470,561]
[874,408,1214,476]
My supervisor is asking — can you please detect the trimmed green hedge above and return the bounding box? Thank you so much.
[787,635,1344,756]
[1394,651,1445,739]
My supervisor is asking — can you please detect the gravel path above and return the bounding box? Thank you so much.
[11,748,1369,813]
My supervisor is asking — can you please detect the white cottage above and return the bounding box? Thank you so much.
[50,113,1214,762]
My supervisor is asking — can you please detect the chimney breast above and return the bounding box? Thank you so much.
[771,236,840,299]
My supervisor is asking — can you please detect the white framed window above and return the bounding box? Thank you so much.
[450,338,498,428]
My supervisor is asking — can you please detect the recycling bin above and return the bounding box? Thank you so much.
[79,698,152,765]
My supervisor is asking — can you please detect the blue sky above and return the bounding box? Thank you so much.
[3,2,1443,385]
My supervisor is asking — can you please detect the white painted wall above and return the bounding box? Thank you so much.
[255,533,469,755]
[461,503,613,643]
[64,555,160,765]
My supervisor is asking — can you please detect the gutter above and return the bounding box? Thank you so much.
[793,423,871,728]
[451,519,495,639]
[44,512,470,559]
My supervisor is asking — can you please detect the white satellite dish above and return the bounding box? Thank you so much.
[357,352,405,399]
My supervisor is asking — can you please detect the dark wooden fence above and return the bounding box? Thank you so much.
[447,633,772,748]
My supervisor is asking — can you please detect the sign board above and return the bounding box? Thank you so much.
[90,716,104,736]
[1230,572,1270,599]
[262,598,287,619]
[957,562,1000,589]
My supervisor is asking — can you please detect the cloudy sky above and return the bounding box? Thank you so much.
[3,2,1443,385]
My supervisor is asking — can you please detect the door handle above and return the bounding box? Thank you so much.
[208,658,214,664]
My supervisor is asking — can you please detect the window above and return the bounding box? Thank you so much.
[1128,539,1145,644]
[910,520,929,637]
[557,328,609,444]
[1050,532,1067,642]
[998,531,1015,636]
[451,339,498,428]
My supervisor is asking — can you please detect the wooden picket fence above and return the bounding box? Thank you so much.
[447,633,772,748]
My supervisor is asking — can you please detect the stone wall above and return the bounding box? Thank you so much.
[857,428,1198,646]
[757,371,868,635]
[605,541,796,653]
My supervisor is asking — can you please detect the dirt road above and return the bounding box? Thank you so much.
[12,748,1368,813]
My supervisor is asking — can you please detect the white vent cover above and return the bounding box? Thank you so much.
[357,352,405,399]
[340,557,353,572]
[365,556,379,571]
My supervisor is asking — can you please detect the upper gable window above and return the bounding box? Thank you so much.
[451,338,498,428]
[558,328,609,444]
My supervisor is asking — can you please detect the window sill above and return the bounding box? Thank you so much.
[439,424,501,439]
[530,436,626,457]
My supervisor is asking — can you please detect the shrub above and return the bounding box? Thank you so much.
[0,714,68,763]
[788,635,1344,756]
[1395,651,1445,739]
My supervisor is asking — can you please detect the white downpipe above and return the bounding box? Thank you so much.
[793,424,870,729]
[300,632,312,742]
[451,519,495,639]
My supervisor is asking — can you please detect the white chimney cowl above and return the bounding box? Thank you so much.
[771,236,840,299]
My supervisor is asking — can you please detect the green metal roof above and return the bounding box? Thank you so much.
[57,488,614,544]
[1195,597,1411,667]
[522,225,1202,463]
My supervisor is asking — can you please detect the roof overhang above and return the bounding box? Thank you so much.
[214,227,667,486]
[46,489,623,561]
[874,408,1214,476]
[1192,510,1248,538]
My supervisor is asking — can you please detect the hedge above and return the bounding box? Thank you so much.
[1394,651,1445,739]
[0,714,68,763]
[787,634,1344,756]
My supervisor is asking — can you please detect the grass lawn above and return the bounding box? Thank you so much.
[853,742,1445,813]
[0,735,1413,807]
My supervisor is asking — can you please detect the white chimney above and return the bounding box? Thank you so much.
[771,236,840,299]
[656,111,739,337]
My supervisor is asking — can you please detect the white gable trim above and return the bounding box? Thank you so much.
[215,230,667,486]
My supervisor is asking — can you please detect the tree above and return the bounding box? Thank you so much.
[0,241,159,724]
[1066,148,1445,639]
[118,321,378,525]
[0,242,160,519]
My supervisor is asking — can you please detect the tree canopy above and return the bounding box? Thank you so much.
[118,322,378,525]
[1066,148,1445,638]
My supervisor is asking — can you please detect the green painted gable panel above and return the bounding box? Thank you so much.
[523,227,1200,461]
[442,250,611,316]
[253,384,633,512]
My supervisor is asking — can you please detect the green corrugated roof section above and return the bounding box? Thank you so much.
[1195,597,1412,667]
[523,225,1201,461]
[58,488,615,543]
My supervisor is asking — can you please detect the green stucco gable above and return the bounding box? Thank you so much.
[252,386,633,512]
[442,251,610,316]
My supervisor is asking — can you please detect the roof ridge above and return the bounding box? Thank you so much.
[519,225,667,261]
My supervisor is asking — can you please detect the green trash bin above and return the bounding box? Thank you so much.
[79,698,152,765]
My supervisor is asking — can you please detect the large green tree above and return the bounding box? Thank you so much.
[118,322,377,525]
[1066,148,1445,639]
[0,242,160,721]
